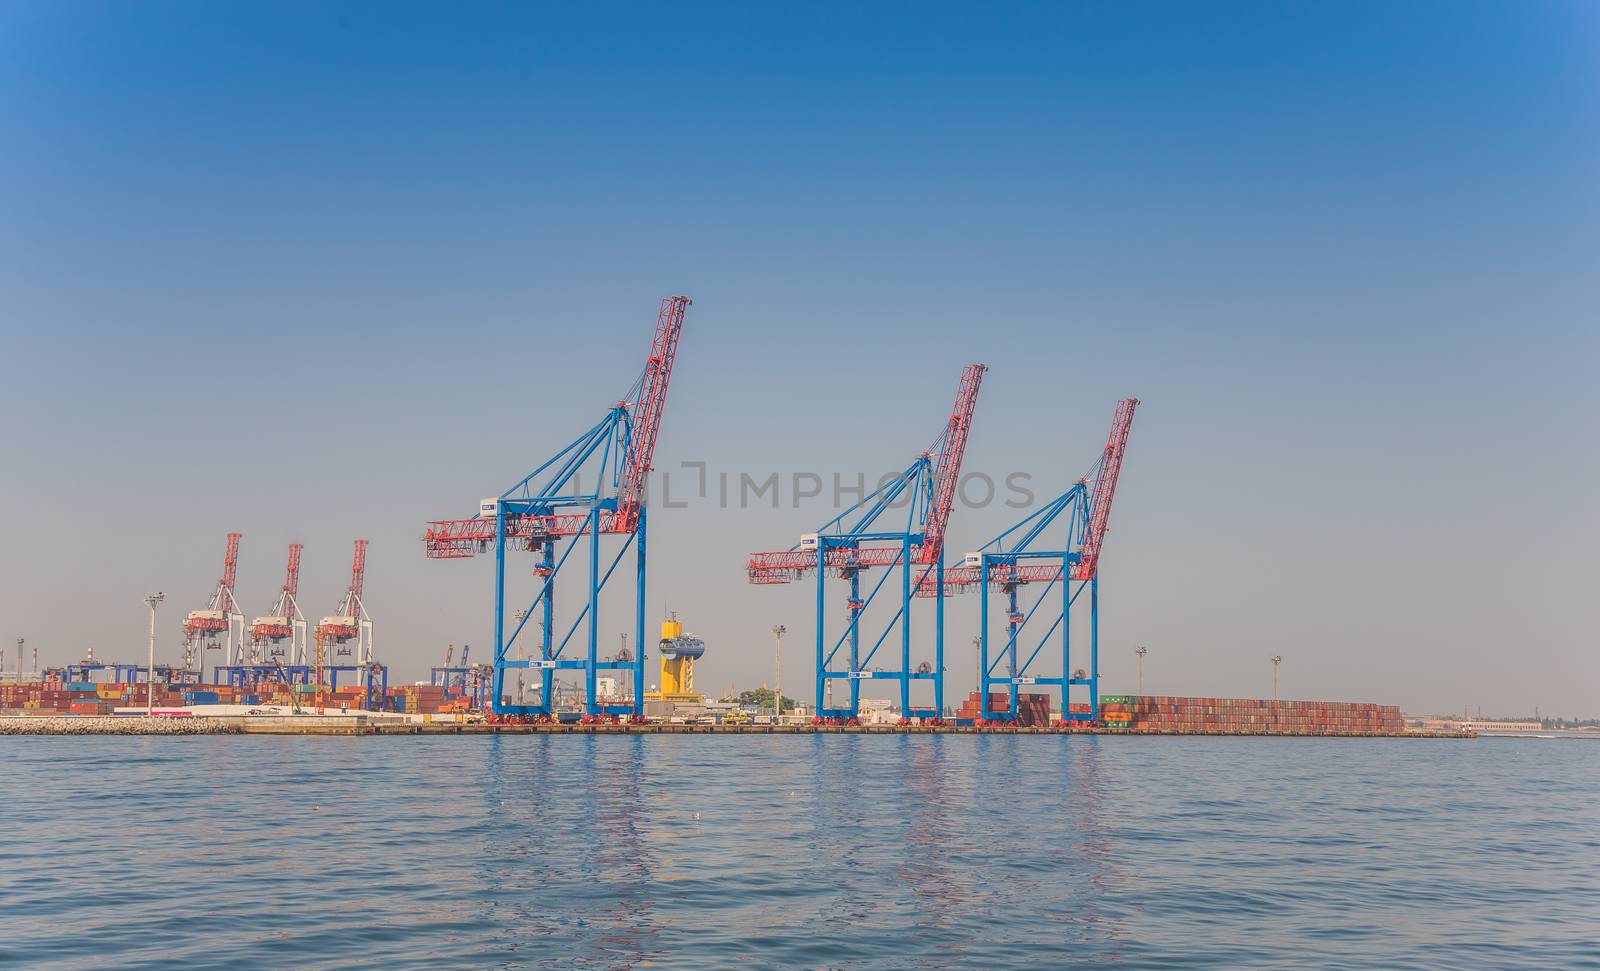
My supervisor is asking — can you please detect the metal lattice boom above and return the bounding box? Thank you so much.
[1073,398,1138,581]
[919,363,986,564]
[617,296,690,533]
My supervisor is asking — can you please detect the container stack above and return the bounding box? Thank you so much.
[385,684,449,715]
[0,681,171,713]
[1095,695,1404,734]
[955,691,1052,726]
[326,685,366,709]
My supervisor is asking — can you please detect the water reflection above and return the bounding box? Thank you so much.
[475,735,660,969]
[6,736,1597,970]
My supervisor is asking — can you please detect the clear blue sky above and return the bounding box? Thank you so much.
[2,2,1596,716]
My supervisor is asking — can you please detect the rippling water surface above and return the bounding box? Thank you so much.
[2,735,1597,969]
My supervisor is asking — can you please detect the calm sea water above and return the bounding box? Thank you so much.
[2,734,1596,970]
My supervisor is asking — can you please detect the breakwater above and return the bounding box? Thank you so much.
[0,716,239,736]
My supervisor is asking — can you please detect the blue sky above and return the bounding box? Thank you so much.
[2,2,1596,715]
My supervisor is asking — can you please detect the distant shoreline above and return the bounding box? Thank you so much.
[0,716,1471,739]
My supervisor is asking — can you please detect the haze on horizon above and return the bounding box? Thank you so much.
[2,2,1595,717]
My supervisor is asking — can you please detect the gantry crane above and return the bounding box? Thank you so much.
[316,540,372,665]
[184,533,245,674]
[423,296,691,722]
[431,643,485,708]
[249,544,306,663]
[929,398,1138,723]
[748,364,986,724]
[433,642,468,691]
[314,539,379,699]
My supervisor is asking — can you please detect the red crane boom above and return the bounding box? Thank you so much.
[617,295,690,532]
[424,513,594,559]
[185,532,242,638]
[746,363,986,583]
[918,363,986,564]
[283,543,302,602]
[340,539,368,617]
[218,532,241,614]
[250,543,304,643]
[1073,397,1138,581]
[911,397,1140,597]
[316,539,369,643]
[422,297,691,557]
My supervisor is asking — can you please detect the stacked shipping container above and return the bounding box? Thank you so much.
[955,692,1053,726]
[0,682,140,714]
[1096,695,1404,734]
[384,684,449,714]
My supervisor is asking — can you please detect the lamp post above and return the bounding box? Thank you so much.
[972,634,981,705]
[771,625,786,719]
[619,632,630,702]
[512,609,527,705]
[145,593,164,715]
[1135,645,1148,695]
[1271,655,1282,701]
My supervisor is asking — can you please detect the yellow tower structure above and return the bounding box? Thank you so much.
[648,615,705,703]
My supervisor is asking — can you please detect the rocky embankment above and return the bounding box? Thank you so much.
[0,716,239,735]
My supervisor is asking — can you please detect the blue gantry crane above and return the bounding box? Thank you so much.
[423,296,691,723]
[748,364,986,724]
[431,643,488,709]
[932,398,1139,724]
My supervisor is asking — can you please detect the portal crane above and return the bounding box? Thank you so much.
[313,539,380,700]
[249,544,306,663]
[431,642,481,701]
[931,398,1139,723]
[316,540,372,665]
[747,364,986,723]
[422,296,691,722]
[184,533,245,673]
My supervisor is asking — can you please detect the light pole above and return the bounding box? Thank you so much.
[771,625,786,719]
[1271,655,1282,701]
[513,609,526,705]
[972,634,981,705]
[619,632,630,702]
[145,593,164,715]
[1135,645,1148,695]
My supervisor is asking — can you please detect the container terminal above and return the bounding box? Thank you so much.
[3,296,1457,739]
